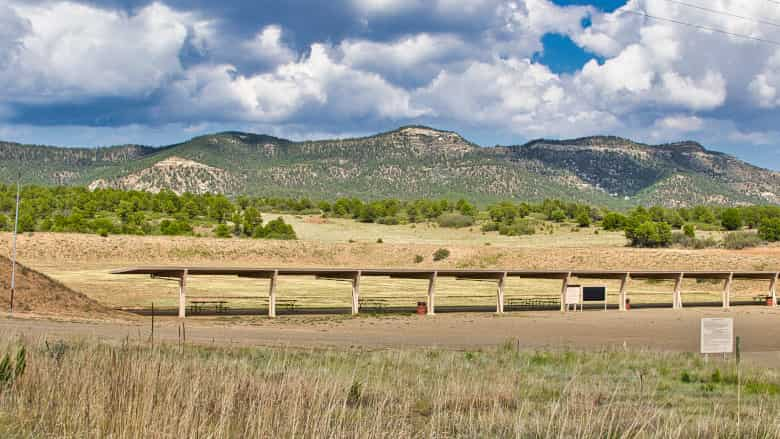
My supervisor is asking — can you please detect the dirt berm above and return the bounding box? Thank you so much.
[0,255,122,319]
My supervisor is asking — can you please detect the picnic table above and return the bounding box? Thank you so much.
[359,297,390,310]
[753,294,772,304]
[189,300,229,314]
[506,296,559,309]
[275,299,297,311]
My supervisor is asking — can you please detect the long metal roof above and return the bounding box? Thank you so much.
[111,267,780,280]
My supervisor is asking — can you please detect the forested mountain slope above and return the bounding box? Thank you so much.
[1,126,777,207]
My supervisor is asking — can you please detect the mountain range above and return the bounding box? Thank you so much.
[1,126,777,207]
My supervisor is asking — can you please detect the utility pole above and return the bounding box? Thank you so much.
[10,174,20,314]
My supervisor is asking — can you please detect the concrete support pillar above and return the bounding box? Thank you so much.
[619,273,630,311]
[178,269,188,319]
[770,273,778,308]
[496,272,507,314]
[560,273,571,313]
[427,272,437,315]
[268,270,278,318]
[673,273,684,310]
[351,271,361,315]
[722,273,733,310]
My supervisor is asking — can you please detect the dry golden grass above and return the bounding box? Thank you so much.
[2,224,778,311]
[0,335,778,438]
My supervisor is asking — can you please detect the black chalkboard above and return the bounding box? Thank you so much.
[583,286,606,301]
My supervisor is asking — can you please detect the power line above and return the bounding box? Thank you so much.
[622,9,780,46]
[659,0,780,29]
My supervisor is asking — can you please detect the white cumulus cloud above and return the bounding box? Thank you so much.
[1,1,207,102]
[161,43,428,124]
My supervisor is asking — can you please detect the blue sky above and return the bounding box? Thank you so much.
[2,0,780,169]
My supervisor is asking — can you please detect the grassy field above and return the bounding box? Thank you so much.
[0,335,777,438]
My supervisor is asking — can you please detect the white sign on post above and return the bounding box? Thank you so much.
[700,318,734,354]
[565,285,581,305]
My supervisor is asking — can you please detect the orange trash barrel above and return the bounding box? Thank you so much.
[767,297,774,307]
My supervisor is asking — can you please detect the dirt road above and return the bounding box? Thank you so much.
[2,307,779,363]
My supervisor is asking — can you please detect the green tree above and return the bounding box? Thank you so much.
[549,209,566,222]
[601,212,626,231]
[455,199,476,217]
[626,221,672,248]
[242,207,263,236]
[758,218,780,242]
[262,217,297,240]
[683,223,696,238]
[720,208,743,231]
[576,210,591,228]
[208,196,234,223]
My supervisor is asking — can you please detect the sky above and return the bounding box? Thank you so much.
[2,0,780,169]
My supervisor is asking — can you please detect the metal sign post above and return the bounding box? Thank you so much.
[9,176,20,314]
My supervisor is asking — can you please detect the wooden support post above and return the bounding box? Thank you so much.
[560,273,571,313]
[496,272,507,314]
[722,273,733,310]
[673,273,684,310]
[351,271,361,315]
[427,272,437,316]
[619,273,630,311]
[178,269,188,319]
[268,269,278,318]
[771,273,778,308]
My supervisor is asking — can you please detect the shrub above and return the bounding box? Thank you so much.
[213,224,231,238]
[414,255,424,264]
[626,221,672,248]
[683,223,696,238]
[759,218,780,242]
[260,217,297,240]
[480,222,499,232]
[601,212,626,231]
[436,213,474,228]
[671,232,718,249]
[376,238,383,244]
[498,220,535,236]
[160,219,193,236]
[548,209,566,222]
[576,211,591,228]
[376,216,400,225]
[720,208,743,231]
[432,248,450,261]
[722,231,763,250]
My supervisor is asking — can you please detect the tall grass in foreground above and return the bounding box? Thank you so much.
[0,336,778,438]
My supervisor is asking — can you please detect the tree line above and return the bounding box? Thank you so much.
[0,186,296,240]
[1,185,780,246]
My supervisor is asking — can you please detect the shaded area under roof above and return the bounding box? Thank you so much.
[111,267,780,280]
